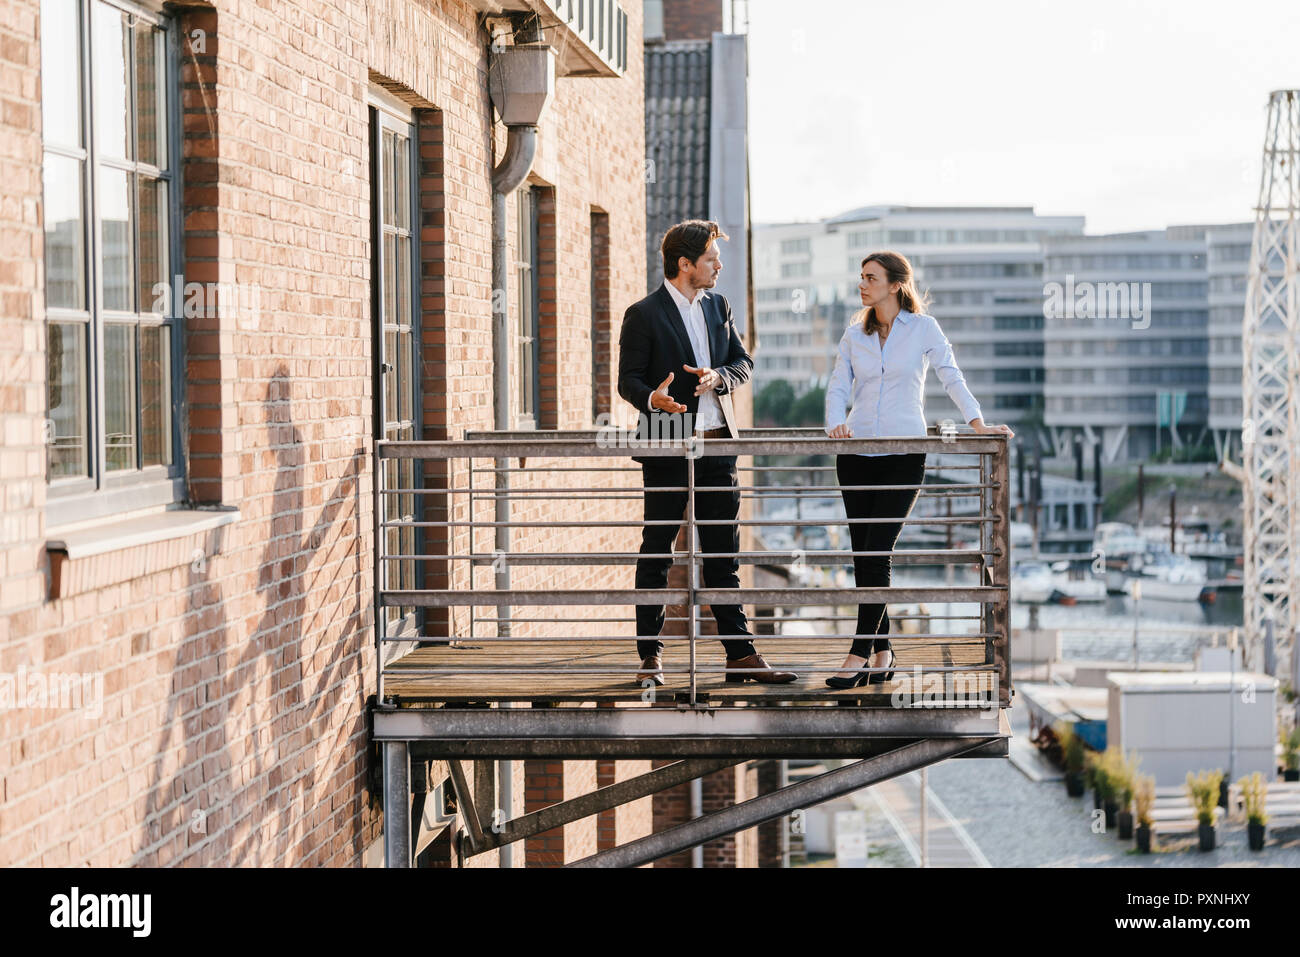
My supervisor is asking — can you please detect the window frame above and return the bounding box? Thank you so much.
[369,94,423,641]
[43,0,185,528]
[514,184,541,430]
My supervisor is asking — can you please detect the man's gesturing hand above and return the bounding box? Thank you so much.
[683,365,722,397]
[650,372,688,413]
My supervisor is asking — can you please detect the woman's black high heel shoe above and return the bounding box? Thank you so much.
[824,662,872,690]
[866,646,896,685]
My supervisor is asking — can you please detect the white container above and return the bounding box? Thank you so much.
[1106,671,1277,787]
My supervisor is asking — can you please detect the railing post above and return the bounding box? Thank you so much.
[374,441,384,700]
[467,454,475,646]
[978,443,992,702]
[687,441,697,706]
[495,453,511,638]
[992,436,1012,706]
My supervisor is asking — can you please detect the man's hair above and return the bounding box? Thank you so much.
[661,220,729,279]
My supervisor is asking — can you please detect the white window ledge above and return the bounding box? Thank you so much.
[45,507,240,600]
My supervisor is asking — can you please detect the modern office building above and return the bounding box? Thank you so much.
[1206,223,1252,463]
[1041,228,1211,464]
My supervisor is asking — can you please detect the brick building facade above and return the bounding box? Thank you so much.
[1,0,670,867]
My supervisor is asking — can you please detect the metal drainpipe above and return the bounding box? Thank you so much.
[491,123,537,870]
[690,778,703,868]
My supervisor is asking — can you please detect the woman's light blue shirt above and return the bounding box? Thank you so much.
[824,310,983,457]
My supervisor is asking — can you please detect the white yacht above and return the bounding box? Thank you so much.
[1123,551,1208,602]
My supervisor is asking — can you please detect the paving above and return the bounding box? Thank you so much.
[917,707,1300,867]
[803,705,1300,868]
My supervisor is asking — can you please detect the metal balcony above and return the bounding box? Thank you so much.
[370,428,1013,866]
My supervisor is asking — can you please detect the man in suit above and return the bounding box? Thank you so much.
[617,220,797,686]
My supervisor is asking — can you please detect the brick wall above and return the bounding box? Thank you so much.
[0,0,654,868]
[0,0,45,629]
[652,761,758,867]
[662,0,723,41]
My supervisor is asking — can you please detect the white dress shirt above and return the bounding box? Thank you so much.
[824,309,983,458]
[652,280,725,431]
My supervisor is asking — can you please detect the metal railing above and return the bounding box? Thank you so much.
[373,427,1012,707]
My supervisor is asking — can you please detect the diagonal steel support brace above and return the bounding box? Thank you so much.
[467,758,740,856]
[447,759,488,852]
[566,737,991,868]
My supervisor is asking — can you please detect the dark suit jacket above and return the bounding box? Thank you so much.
[617,283,753,464]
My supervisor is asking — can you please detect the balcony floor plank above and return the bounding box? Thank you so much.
[382,637,998,705]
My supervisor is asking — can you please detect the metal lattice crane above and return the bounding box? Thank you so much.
[1241,89,1300,696]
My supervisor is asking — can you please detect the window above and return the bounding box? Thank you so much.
[781,238,810,256]
[846,229,880,248]
[371,99,420,637]
[42,0,181,522]
[993,315,1043,331]
[590,210,611,421]
[515,185,540,427]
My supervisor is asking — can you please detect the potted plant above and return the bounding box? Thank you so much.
[1096,749,1119,829]
[1085,750,1103,812]
[1186,769,1223,851]
[1134,774,1155,852]
[1282,727,1300,782]
[1056,722,1086,796]
[1238,772,1268,851]
[1113,751,1138,840]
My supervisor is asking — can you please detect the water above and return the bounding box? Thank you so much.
[877,566,1244,665]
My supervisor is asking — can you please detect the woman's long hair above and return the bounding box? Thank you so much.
[857,250,930,336]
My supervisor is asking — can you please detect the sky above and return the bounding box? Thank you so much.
[745,0,1300,234]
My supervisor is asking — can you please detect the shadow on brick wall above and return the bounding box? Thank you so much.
[135,365,368,865]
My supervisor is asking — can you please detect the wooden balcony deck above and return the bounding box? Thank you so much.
[382,636,998,705]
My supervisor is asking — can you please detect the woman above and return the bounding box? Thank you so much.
[823,251,1013,689]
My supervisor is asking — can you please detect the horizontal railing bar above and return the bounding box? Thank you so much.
[695,517,995,526]
[382,549,996,564]
[465,464,987,473]
[380,436,1005,458]
[382,633,995,643]
[760,615,986,621]
[380,586,1007,607]
[379,634,987,642]
[468,614,987,622]
[462,427,987,441]
[382,664,999,675]
[382,483,997,495]
[379,516,997,528]
[737,465,985,472]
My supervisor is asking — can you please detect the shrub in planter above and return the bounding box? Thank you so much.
[1239,772,1268,851]
[1186,769,1223,852]
[1108,749,1139,840]
[1282,727,1300,782]
[1116,809,1134,840]
[1094,747,1125,829]
[1134,774,1155,853]
[1085,751,1103,810]
[1055,722,1086,796]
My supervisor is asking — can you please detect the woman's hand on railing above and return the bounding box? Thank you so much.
[970,418,1014,439]
[826,424,853,438]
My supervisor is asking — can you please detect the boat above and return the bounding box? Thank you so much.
[1092,522,1148,561]
[1047,559,1107,603]
[1011,560,1054,603]
[1012,559,1106,604]
[1123,551,1208,602]
[1091,523,1151,593]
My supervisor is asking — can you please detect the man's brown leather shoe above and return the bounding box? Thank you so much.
[635,655,665,686]
[724,653,797,684]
